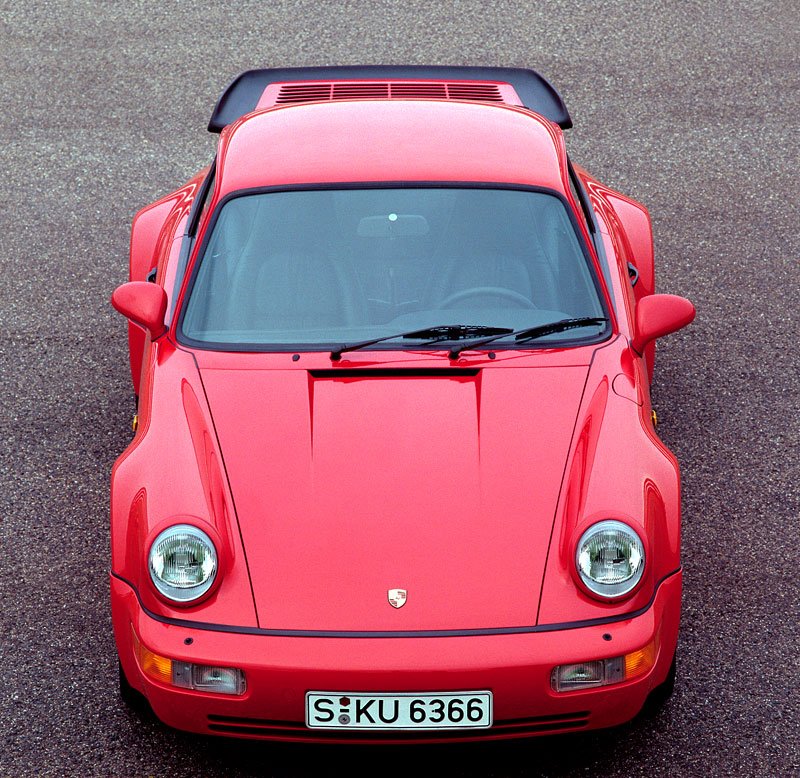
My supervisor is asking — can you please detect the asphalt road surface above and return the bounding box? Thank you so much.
[1,1,798,776]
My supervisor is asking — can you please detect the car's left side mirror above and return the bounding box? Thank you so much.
[631,294,695,355]
[111,281,168,339]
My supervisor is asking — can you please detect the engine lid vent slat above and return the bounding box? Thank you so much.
[446,84,504,101]
[332,83,390,99]
[391,83,448,98]
[275,84,333,103]
[273,81,508,106]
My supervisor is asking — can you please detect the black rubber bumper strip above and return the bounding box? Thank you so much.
[111,568,680,639]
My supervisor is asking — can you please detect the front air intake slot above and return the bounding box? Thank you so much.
[206,711,590,740]
[308,368,480,379]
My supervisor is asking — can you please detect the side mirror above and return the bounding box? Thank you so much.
[111,281,167,339]
[631,294,695,355]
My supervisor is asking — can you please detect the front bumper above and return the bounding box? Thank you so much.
[111,572,681,743]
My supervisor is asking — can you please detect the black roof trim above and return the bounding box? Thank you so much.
[208,66,572,132]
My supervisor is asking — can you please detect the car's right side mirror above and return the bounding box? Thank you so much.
[631,294,696,355]
[111,281,168,339]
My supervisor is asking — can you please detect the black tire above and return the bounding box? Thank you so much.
[641,652,677,717]
[118,660,153,716]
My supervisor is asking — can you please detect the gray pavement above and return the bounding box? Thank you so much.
[1,1,798,775]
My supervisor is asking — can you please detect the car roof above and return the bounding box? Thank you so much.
[215,100,569,196]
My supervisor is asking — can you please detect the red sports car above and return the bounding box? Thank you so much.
[110,66,695,742]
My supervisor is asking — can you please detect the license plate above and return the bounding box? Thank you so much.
[306,691,492,730]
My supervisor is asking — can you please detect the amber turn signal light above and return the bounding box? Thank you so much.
[551,638,658,692]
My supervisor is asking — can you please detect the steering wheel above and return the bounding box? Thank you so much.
[438,286,537,310]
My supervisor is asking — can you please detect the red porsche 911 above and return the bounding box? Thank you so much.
[110,66,695,742]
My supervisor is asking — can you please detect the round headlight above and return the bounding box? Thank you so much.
[576,520,645,599]
[148,524,217,602]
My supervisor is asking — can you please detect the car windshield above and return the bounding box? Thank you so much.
[180,187,608,350]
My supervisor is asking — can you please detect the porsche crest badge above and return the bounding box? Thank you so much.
[387,588,407,608]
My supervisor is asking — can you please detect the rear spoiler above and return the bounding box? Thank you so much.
[208,66,572,132]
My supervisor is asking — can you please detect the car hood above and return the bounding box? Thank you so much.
[200,364,589,631]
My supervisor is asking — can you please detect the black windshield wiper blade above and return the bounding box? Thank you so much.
[447,317,609,359]
[330,325,512,361]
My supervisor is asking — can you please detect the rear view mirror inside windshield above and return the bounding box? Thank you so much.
[357,213,430,237]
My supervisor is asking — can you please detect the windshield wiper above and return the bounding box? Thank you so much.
[447,317,609,359]
[330,325,513,361]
